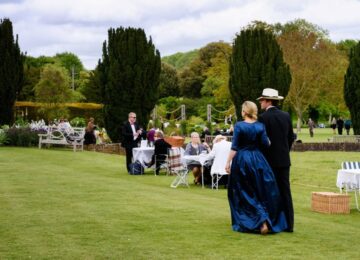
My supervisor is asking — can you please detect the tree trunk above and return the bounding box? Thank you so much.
[296,110,303,133]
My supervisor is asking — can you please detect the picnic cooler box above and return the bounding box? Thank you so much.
[311,192,350,214]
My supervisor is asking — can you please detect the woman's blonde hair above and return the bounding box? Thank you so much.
[190,132,200,138]
[190,132,201,144]
[213,135,226,144]
[242,101,258,120]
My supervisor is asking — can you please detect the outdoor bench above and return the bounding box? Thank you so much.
[38,126,85,152]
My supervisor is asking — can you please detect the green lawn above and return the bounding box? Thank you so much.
[0,147,359,259]
[295,127,354,143]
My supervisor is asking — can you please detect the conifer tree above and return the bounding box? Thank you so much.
[0,18,24,125]
[344,41,360,134]
[229,28,291,118]
[98,27,161,142]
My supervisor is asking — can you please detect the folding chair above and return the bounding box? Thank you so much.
[211,172,227,189]
[168,147,189,188]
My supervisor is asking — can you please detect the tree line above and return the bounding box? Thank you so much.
[1,17,360,138]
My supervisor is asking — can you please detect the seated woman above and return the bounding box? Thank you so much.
[184,132,210,185]
[146,130,171,175]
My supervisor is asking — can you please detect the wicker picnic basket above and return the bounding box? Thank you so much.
[164,136,185,147]
[311,192,350,214]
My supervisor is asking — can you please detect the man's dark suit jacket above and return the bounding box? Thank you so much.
[121,121,141,148]
[258,107,294,168]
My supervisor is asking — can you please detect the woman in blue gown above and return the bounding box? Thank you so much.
[225,101,288,235]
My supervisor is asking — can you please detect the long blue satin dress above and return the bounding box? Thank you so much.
[228,121,288,233]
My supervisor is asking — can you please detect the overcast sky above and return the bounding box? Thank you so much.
[1,0,360,70]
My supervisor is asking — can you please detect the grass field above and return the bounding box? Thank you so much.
[294,127,354,143]
[0,147,359,259]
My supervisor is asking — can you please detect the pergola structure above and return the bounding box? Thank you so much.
[14,101,103,119]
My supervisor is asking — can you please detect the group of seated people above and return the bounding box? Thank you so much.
[144,129,231,187]
[185,132,231,186]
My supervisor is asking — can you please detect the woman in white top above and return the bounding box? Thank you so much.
[206,135,231,188]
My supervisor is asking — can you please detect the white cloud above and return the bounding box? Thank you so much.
[1,0,360,69]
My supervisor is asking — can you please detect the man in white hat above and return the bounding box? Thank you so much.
[257,88,295,232]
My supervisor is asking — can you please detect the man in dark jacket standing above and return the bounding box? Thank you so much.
[122,112,142,173]
[258,88,295,232]
[336,117,344,135]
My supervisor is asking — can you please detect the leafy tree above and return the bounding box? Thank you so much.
[54,52,84,76]
[80,70,103,103]
[202,42,232,108]
[158,62,180,98]
[229,27,291,119]
[179,41,231,101]
[178,60,205,98]
[0,18,24,125]
[273,19,329,39]
[276,19,348,131]
[34,64,72,121]
[307,105,320,122]
[75,70,90,94]
[54,52,85,91]
[25,55,55,67]
[19,55,86,101]
[344,41,360,134]
[337,39,358,56]
[98,27,161,142]
[162,50,199,70]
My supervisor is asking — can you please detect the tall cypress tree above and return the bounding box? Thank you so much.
[229,28,291,118]
[0,18,24,125]
[98,27,161,142]
[344,41,360,134]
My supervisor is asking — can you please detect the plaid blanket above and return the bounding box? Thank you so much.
[168,147,183,172]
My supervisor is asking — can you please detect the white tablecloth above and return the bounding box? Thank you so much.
[183,153,211,188]
[337,169,360,211]
[133,147,154,167]
[183,153,210,166]
[336,169,360,190]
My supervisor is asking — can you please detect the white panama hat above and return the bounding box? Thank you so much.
[256,88,284,100]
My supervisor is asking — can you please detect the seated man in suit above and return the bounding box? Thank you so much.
[146,130,171,175]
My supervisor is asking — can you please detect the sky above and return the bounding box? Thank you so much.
[1,0,360,70]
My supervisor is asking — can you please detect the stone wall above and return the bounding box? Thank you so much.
[292,142,360,152]
[84,142,360,155]
[84,143,126,155]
